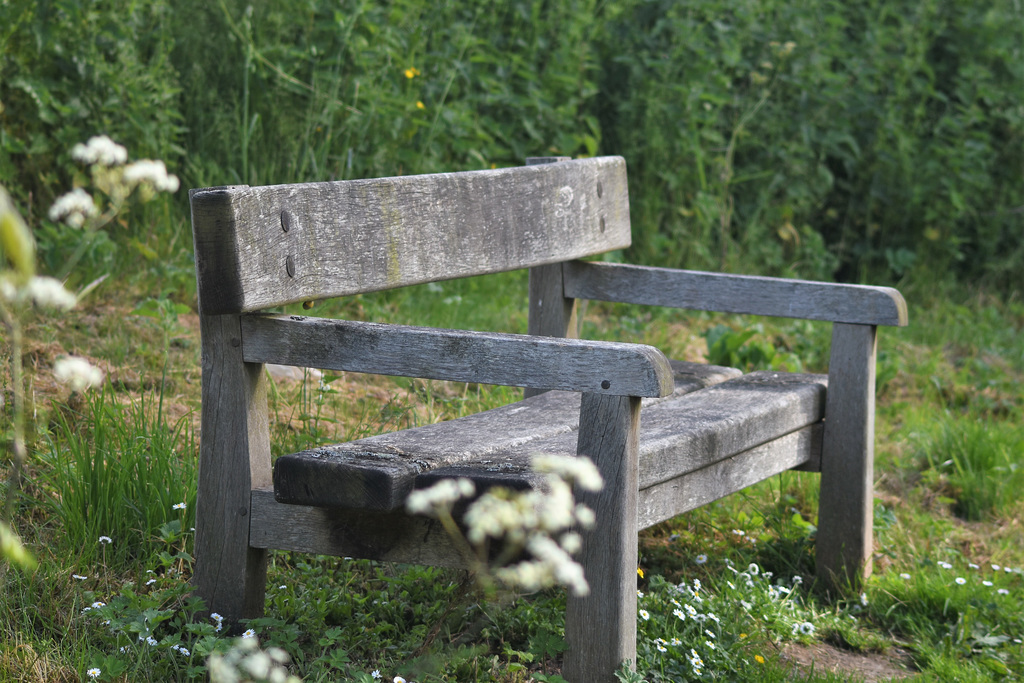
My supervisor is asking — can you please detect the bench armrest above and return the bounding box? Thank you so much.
[239,314,674,398]
[564,261,908,327]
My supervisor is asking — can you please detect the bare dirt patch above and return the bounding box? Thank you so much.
[780,641,916,682]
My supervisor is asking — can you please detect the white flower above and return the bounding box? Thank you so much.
[673,608,685,620]
[638,609,650,621]
[637,590,644,599]
[98,536,112,545]
[123,159,180,193]
[748,563,760,575]
[899,572,911,579]
[172,502,187,510]
[955,577,966,585]
[72,574,88,580]
[87,668,101,679]
[732,529,745,536]
[371,671,382,680]
[969,563,980,569]
[23,276,77,311]
[938,561,953,569]
[998,589,1010,595]
[983,580,994,587]
[242,628,256,639]
[394,678,407,683]
[532,454,603,491]
[48,188,98,228]
[695,554,707,564]
[146,636,158,646]
[406,478,475,515]
[72,135,128,166]
[799,621,815,635]
[54,356,103,391]
[146,578,156,586]
[859,592,869,606]
[993,564,1001,571]
[655,642,667,652]
[91,601,105,609]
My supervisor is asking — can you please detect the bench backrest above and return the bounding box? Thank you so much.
[190,157,629,315]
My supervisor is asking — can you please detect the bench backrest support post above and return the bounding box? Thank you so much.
[192,312,272,623]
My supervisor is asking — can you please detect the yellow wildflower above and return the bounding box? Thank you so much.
[404,67,421,79]
[416,101,425,110]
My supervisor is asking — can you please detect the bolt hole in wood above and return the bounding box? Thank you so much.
[601,380,611,389]
[281,209,292,232]
[600,216,606,233]
[597,180,603,198]
[286,255,295,278]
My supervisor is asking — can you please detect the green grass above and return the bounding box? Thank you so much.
[4,279,1024,682]
[2,0,1024,679]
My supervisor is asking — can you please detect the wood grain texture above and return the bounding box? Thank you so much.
[817,323,877,592]
[241,314,674,397]
[192,313,271,623]
[564,261,909,327]
[638,424,823,529]
[249,488,472,567]
[274,360,739,510]
[525,262,578,399]
[190,157,630,314]
[565,394,641,683]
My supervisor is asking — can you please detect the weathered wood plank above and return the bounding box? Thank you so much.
[424,372,826,493]
[817,323,877,592]
[191,157,631,314]
[525,156,580,395]
[274,360,739,510]
[563,261,909,327]
[565,394,641,683]
[638,424,823,529]
[249,487,472,566]
[526,262,578,399]
[241,314,674,397]
[192,313,271,624]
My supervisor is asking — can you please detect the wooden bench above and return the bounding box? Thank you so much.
[189,156,907,682]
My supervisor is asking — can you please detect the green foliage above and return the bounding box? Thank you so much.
[919,416,1024,521]
[40,388,197,566]
[600,0,1024,286]
[5,0,1021,289]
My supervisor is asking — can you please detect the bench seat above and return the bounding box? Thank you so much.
[273,365,826,530]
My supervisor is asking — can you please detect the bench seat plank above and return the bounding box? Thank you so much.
[273,369,825,512]
[273,361,739,510]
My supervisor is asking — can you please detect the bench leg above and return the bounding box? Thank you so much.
[817,323,877,593]
[564,393,641,683]
[193,314,273,624]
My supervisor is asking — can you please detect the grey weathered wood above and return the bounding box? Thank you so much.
[525,155,580,401]
[191,157,631,315]
[192,313,271,624]
[526,263,578,399]
[565,394,641,683]
[414,372,825,495]
[241,314,673,397]
[274,360,740,510]
[817,323,877,592]
[249,487,472,567]
[564,261,909,327]
[638,424,823,529]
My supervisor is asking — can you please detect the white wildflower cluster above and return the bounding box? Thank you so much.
[207,636,299,683]
[1,275,78,310]
[405,454,603,597]
[72,136,128,166]
[406,478,475,515]
[47,188,98,229]
[123,159,180,193]
[53,355,104,391]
